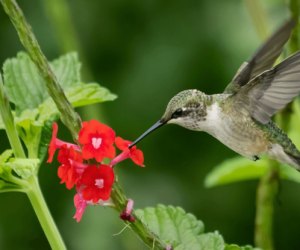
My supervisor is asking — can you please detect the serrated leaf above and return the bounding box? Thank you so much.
[135,205,204,247]
[3,52,48,113]
[50,52,81,88]
[225,244,261,250]
[5,158,40,179]
[175,232,225,250]
[2,51,116,120]
[3,52,83,113]
[38,83,116,123]
[66,83,117,107]
[204,157,269,188]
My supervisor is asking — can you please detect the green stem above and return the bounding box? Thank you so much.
[27,176,66,250]
[254,163,279,250]
[111,182,167,250]
[0,73,25,158]
[0,0,81,140]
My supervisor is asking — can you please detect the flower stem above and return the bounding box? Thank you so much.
[27,176,66,250]
[0,0,81,140]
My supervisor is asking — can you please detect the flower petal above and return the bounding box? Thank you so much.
[130,148,144,167]
[115,137,130,151]
[47,123,59,163]
[79,165,115,203]
[78,120,116,162]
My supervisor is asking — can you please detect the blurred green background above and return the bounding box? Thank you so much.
[0,0,299,249]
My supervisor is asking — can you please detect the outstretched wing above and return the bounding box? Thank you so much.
[234,51,300,124]
[224,19,296,94]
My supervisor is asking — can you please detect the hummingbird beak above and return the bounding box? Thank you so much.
[129,119,166,148]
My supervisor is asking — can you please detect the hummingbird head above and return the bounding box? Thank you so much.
[129,89,209,148]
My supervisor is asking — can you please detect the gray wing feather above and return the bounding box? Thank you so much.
[239,52,300,124]
[224,19,296,94]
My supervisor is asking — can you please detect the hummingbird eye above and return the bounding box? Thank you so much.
[172,108,183,119]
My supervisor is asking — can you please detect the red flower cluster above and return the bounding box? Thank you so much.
[47,120,144,222]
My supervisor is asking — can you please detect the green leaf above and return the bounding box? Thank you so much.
[50,52,81,88]
[175,232,225,250]
[205,156,300,188]
[15,109,43,158]
[3,52,48,113]
[135,204,204,247]
[5,158,40,179]
[2,51,116,123]
[225,244,261,250]
[204,157,269,188]
[38,83,116,123]
[66,83,117,107]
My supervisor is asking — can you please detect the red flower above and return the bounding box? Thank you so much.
[112,137,144,167]
[78,165,114,203]
[57,146,84,189]
[47,123,80,163]
[120,199,135,222]
[78,120,116,162]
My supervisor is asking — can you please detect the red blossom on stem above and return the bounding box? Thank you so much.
[78,120,116,162]
[48,120,146,222]
[112,137,144,167]
[120,199,135,222]
[47,123,80,163]
[57,145,84,189]
[73,193,88,223]
[78,164,115,203]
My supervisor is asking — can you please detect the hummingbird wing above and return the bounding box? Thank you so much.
[234,51,300,124]
[224,19,296,94]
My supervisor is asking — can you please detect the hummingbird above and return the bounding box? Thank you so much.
[129,19,300,170]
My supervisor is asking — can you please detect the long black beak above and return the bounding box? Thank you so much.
[129,120,166,148]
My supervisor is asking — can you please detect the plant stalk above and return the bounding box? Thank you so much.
[0,73,26,158]
[254,163,279,250]
[27,176,66,250]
